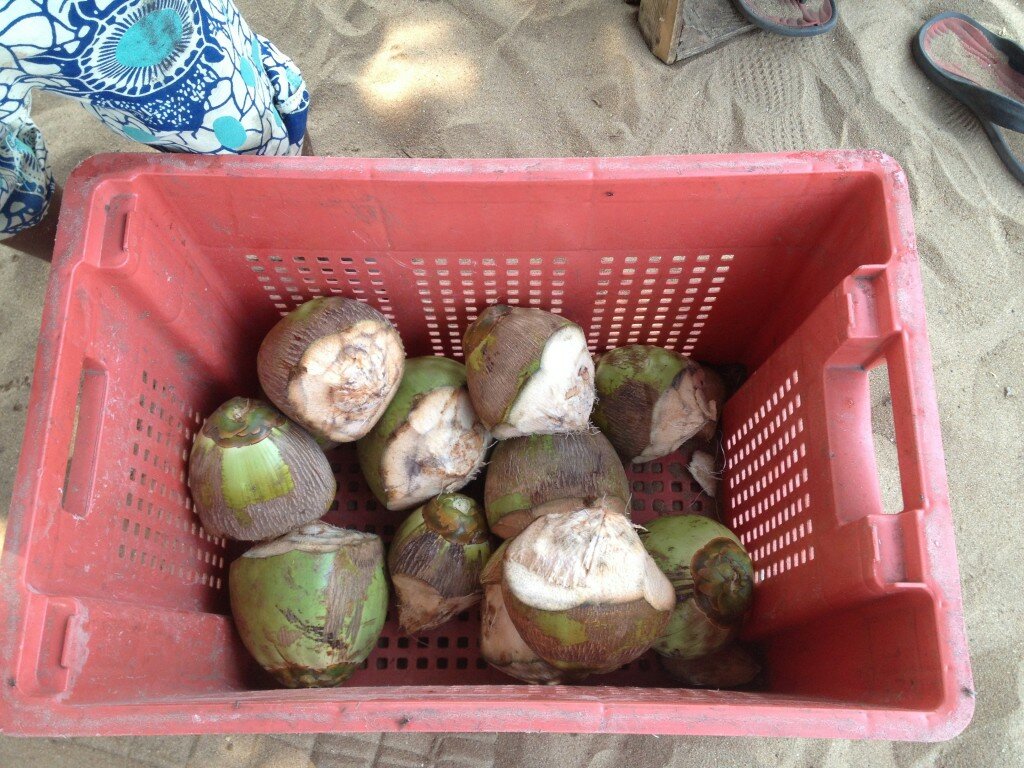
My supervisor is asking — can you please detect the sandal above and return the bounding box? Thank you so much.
[731,0,837,37]
[913,12,1024,185]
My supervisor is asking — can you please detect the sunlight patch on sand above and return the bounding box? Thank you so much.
[360,22,478,106]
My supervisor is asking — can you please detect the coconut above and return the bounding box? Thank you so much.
[501,505,674,675]
[357,357,489,511]
[388,493,492,634]
[229,523,387,687]
[463,305,594,439]
[188,397,336,541]
[660,644,760,688]
[257,297,405,443]
[592,345,722,464]
[641,515,754,660]
[484,431,630,539]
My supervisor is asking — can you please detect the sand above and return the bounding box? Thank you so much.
[1,0,1022,764]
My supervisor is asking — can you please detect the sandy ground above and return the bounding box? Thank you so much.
[1,0,1022,765]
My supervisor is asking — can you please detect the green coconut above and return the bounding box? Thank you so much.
[660,643,760,688]
[501,504,675,675]
[592,345,723,464]
[257,296,405,443]
[641,515,754,660]
[484,431,630,539]
[357,357,489,511]
[480,542,566,684]
[388,494,492,634]
[463,305,594,439]
[229,522,388,687]
[188,397,336,541]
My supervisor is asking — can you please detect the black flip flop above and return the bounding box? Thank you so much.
[731,0,837,38]
[913,12,1024,185]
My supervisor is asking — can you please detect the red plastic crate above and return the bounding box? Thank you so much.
[0,152,973,740]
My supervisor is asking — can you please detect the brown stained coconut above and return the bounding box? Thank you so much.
[484,431,631,539]
[257,297,405,443]
[463,305,594,438]
[501,505,674,675]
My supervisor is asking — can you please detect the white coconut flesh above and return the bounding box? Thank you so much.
[688,450,719,498]
[287,320,404,442]
[496,325,595,439]
[503,507,675,613]
[380,387,488,509]
[243,523,374,558]
[633,379,715,463]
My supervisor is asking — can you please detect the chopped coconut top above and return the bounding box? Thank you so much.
[503,507,675,612]
[243,523,376,557]
[381,386,488,508]
[287,320,404,442]
[498,325,594,439]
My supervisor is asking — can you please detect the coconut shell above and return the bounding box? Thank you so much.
[257,296,405,443]
[484,431,630,538]
[592,346,716,464]
[357,357,488,511]
[188,398,336,541]
[228,523,387,687]
[463,305,592,436]
[660,644,761,689]
[641,515,754,660]
[387,494,491,634]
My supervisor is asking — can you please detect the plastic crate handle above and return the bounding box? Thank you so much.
[828,271,947,524]
[58,360,108,520]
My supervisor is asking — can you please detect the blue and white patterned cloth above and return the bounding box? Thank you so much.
[1,0,309,237]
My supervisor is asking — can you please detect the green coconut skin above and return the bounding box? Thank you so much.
[188,398,336,541]
[484,432,630,538]
[641,515,754,660]
[229,526,387,687]
[357,357,483,509]
[388,494,492,633]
